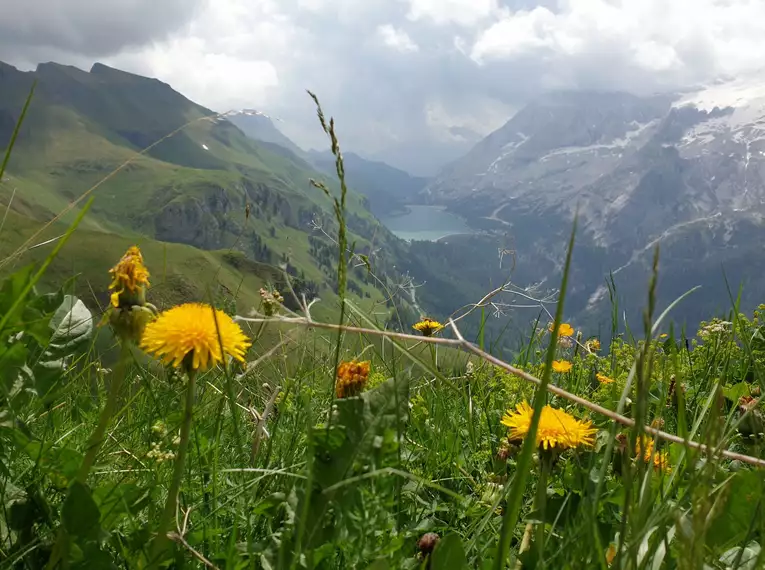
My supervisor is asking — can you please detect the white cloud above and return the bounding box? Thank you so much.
[377,24,419,52]
[106,0,296,112]
[404,0,500,27]
[471,0,765,92]
[12,0,765,174]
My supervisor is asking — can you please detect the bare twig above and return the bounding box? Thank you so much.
[234,313,765,468]
[167,532,219,570]
[251,384,281,464]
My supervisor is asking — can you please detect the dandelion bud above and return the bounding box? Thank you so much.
[336,360,370,398]
[417,532,440,555]
[101,246,156,344]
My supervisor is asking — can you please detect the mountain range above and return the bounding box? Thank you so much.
[3,59,764,344]
[0,61,419,329]
[422,83,765,332]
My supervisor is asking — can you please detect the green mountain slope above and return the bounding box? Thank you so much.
[0,62,414,325]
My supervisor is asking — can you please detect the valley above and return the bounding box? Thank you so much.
[3,61,765,350]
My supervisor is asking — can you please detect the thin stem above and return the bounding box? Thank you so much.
[47,342,130,568]
[77,343,130,481]
[150,369,197,566]
[515,455,551,569]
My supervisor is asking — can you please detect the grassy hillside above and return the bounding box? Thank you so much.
[0,62,416,329]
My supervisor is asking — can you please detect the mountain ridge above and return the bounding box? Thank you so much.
[0,60,418,329]
[422,81,765,330]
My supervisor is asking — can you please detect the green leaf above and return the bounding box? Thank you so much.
[365,560,390,570]
[0,341,28,391]
[0,264,35,330]
[62,481,101,540]
[432,534,468,570]
[47,295,93,358]
[708,471,764,548]
[94,483,152,529]
[720,542,761,570]
[723,382,751,402]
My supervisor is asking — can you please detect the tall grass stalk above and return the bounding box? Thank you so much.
[494,215,578,569]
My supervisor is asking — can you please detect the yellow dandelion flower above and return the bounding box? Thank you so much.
[549,322,574,337]
[596,373,614,385]
[606,543,617,566]
[141,303,250,372]
[552,360,572,373]
[109,246,150,308]
[336,360,371,398]
[653,450,671,473]
[635,435,654,462]
[501,401,597,451]
[413,318,444,337]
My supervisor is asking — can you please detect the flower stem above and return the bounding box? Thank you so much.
[77,343,130,481]
[515,453,551,569]
[46,343,130,568]
[149,369,197,566]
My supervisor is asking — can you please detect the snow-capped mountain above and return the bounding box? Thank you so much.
[424,81,765,329]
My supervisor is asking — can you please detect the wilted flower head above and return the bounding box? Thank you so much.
[501,401,597,451]
[417,533,440,555]
[336,360,370,398]
[259,287,284,317]
[585,338,601,352]
[109,246,150,309]
[102,246,156,343]
[413,318,443,337]
[141,303,251,373]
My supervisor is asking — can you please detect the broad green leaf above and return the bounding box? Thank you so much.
[432,534,468,570]
[723,382,751,402]
[47,295,93,357]
[62,481,101,540]
[708,471,765,548]
[365,560,390,570]
[720,542,761,570]
[0,264,34,330]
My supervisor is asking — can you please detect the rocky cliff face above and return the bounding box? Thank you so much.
[424,82,765,329]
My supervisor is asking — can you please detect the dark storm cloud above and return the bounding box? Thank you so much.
[0,0,203,58]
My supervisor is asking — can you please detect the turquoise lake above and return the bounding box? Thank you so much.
[380,205,474,242]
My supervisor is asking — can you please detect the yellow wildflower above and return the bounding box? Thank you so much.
[501,401,597,451]
[108,245,150,308]
[552,360,572,373]
[413,318,443,337]
[141,303,250,372]
[635,435,654,462]
[606,543,617,566]
[586,338,601,352]
[549,322,574,337]
[596,373,614,385]
[653,450,671,472]
[336,360,371,398]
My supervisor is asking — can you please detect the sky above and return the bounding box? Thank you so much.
[3,0,765,175]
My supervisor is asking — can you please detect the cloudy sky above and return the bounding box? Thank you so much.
[3,0,765,174]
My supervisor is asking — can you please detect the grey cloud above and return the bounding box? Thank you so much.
[0,0,203,58]
[2,0,758,175]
